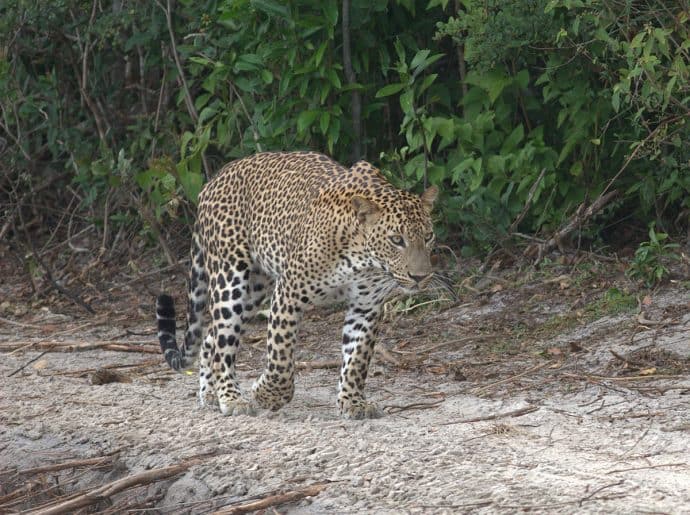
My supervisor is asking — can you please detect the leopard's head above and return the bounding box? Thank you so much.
[352,185,438,292]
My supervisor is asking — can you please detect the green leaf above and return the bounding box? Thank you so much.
[297,110,319,133]
[315,41,328,68]
[239,53,263,65]
[376,83,405,98]
[322,1,338,27]
[662,74,677,111]
[515,69,529,89]
[251,0,289,18]
[188,56,213,66]
[410,50,431,70]
[261,69,274,84]
[465,69,511,104]
[177,165,203,204]
[180,131,194,158]
[400,90,414,113]
[319,111,330,135]
[569,160,583,177]
[410,51,444,77]
[630,31,646,49]
[327,69,341,89]
[198,106,217,125]
[501,124,524,154]
[418,73,438,94]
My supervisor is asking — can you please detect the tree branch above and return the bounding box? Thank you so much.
[342,0,362,160]
[156,0,212,180]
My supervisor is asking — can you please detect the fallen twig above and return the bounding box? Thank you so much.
[561,372,681,382]
[509,167,546,235]
[606,462,686,475]
[473,360,553,394]
[393,334,495,355]
[30,459,199,515]
[7,351,49,377]
[578,480,625,507]
[525,190,618,261]
[13,455,115,476]
[440,405,539,426]
[0,316,44,329]
[385,398,445,414]
[0,341,159,354]
[213,482,331,515]
[17,205,95,314]
[609,349,644,368]
[46,359,161,377]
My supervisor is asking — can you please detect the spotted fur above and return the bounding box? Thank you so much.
[157,151,439,419]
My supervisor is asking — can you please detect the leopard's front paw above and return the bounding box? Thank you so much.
[218,395,256,417]
[337,395,382,420]
[198,387,219,409]
[252,374,294,411]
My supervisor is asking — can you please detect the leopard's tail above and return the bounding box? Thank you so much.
[156,294,185,370]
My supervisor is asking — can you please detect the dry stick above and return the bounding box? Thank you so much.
[578,480,625,507]
[150,68,166,159]
[71,1,108,144]
[609,349,644,368]
[133,192,178,269]
[47,358,161,377]
[14,456,114,476]
[112,258,191,290]
[0,341,159,353]
[30,459,198,515]
[562,372,680,382]
[17,207,95,315]
[600,114,682,199]
[480,168,546,272]
[510,168,547,235]
[529,189,619,260]
[440,405,539,426]
[229,83,263,152]
[393,334,495,355]
[473,360,554,394]
[0,171,71,242]
[530,115,681,262]
[155,0,211,180]
[7,351,48,378]
[385,399,445,414]
[213,482,331,515]
[342,0,362,159]
[0,316,44,329]
[606,462,687,475]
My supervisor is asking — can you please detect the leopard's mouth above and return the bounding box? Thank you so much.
[392,275,428,292]
[393,272,458,299]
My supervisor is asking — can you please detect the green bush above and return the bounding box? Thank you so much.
[1,0,688,256]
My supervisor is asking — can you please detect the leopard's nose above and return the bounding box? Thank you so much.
[410,273,432,287]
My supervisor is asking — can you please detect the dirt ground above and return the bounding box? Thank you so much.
[1,254,689,514]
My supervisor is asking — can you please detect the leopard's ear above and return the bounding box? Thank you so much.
[351,195,381,226]
[420,185,438,212]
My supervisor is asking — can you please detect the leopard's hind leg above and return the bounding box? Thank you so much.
[185,228,214,407]
[206,251,262,416]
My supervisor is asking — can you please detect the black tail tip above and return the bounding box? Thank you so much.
[157,294,175,318]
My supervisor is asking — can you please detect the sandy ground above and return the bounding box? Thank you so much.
[1,265,689,513]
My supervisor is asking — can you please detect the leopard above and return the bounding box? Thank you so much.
[156,151,449,419]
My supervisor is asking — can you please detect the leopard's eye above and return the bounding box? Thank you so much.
[425,232,435,244]
[389,235,405,247]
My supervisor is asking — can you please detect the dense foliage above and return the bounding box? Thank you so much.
[1,0,688,256]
